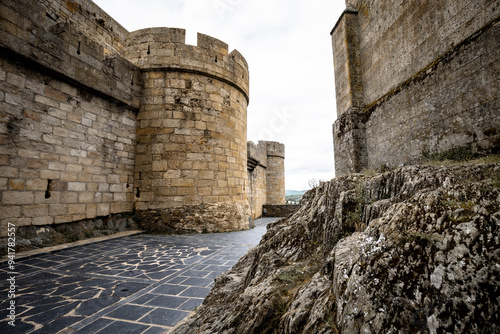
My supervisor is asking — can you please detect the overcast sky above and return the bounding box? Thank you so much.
[93,0,346,191]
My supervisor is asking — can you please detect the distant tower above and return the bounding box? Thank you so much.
[265,141,285,205]
[125,28,251,232]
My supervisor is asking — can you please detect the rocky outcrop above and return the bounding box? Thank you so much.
[173,163,500,334]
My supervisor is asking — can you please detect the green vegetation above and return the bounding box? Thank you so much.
[342,179,367,237]
[423,148,500,167]
[275,265,308,283]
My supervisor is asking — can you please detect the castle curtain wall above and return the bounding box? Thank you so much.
[0,0,139,230]
[0,0,276,239]
[332,0,500,175]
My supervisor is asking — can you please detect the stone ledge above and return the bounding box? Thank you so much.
[0,230,143,263]
[0,213,140,256]
[263,205,299,217]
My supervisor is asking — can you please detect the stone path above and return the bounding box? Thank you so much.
[0,218,280,333]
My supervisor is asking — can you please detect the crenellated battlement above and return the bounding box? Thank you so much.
[125,28,249,103]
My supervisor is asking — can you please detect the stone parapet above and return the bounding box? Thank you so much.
[262,205,298,218]
[135,201,251,234]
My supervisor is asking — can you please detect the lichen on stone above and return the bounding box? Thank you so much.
[173,163,500,334]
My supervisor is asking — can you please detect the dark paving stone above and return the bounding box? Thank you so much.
[144,326,168,334]
[17,294,65,307]
[178,298,204,311]
[182,269,211,278]
[202,259,229,265]
[192,264,209,270]
[146,270,176,280]
[21,299,69,318]
[0,317,35,333]
[62,287,95,298]
[96,320,150,334]
[139,308,189,327]
[24,272,62,283]
[53,283,80,295]
[78,278,115,288]
[25,301,81,325]
[57,275,92,284]
[180,277,213,287]
[129,293,156,305]
[9,263,39,274]
[32,260,61,268]
[75,318,114,333]
[31,316,84,334]
[204,265,231,272]
[95,269,126,276]
[136,264,159,271]
[182,255,204,264]
[45,254,70,262]
[0,218,278,332]
[151,284,188,296]
[112,282,149,297]
[75,296,121,316]
[20,258,47,266]
[199,249,217,256]
[134,274,154,280]
[179,287,212,298]
[168,264,187,270]
[58,260,91,270]
[146,295,189,308]
[106,304,154,321]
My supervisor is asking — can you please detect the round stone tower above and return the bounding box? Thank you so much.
[125,28,250,233]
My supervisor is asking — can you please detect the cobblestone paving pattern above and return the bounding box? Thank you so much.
[0,218,280,333]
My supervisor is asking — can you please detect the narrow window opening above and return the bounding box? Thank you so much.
[45,180,52,199]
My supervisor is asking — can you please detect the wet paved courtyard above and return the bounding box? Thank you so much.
[0,218,279,333]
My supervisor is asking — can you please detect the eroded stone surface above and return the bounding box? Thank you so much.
[174,163,500,334]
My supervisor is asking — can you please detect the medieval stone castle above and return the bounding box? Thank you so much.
[1,0,499,249]
[0,0,286,244]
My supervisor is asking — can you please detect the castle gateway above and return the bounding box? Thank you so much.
[0,0,285,246]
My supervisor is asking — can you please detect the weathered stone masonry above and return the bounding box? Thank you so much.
[0,0,285,245]
[332,0,500,176]
[126,28,251,233]
[247,141,286,219]
[0,0,139,235]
